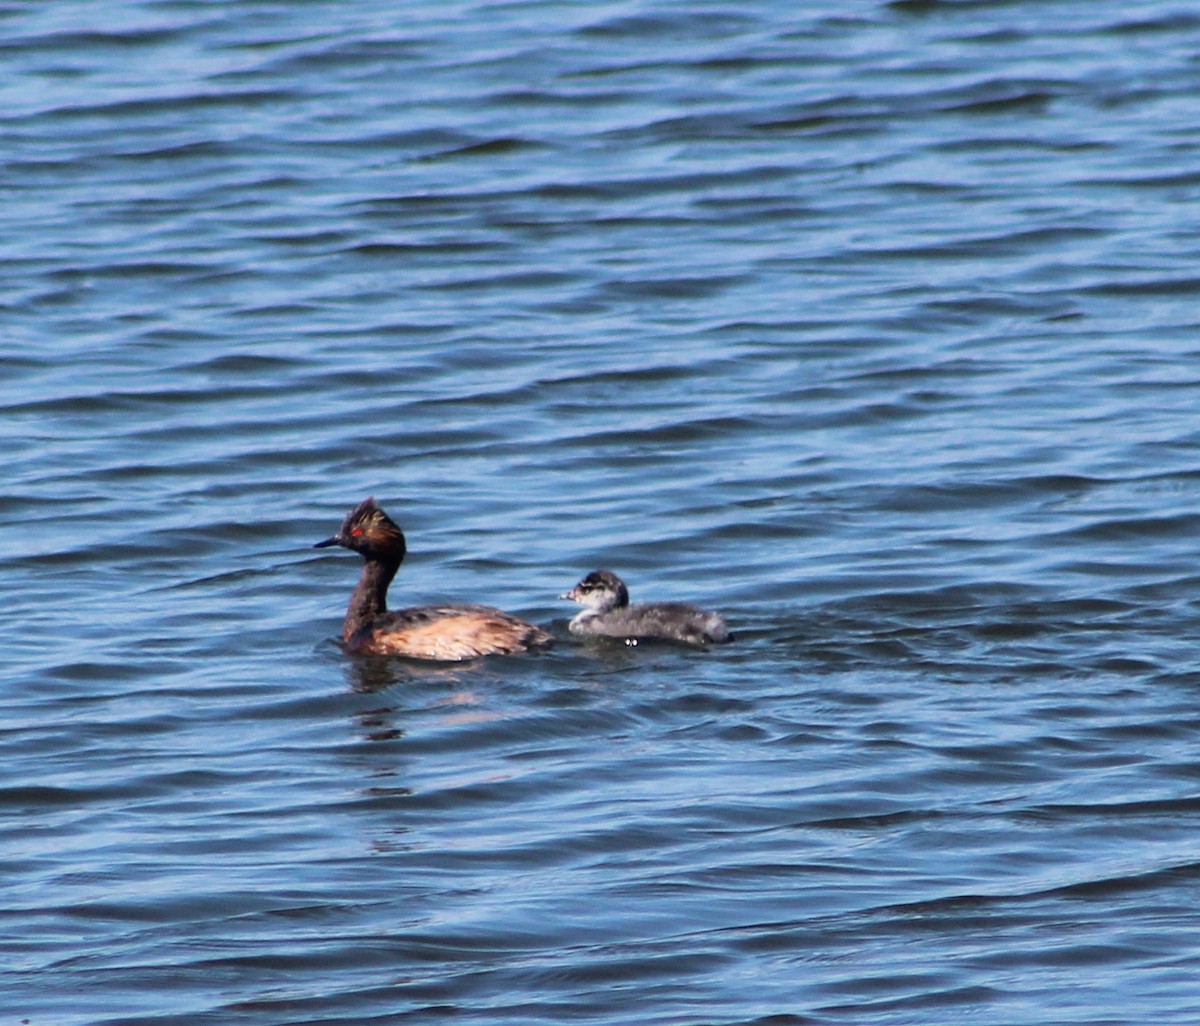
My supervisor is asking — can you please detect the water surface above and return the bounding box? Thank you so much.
[4,1,1200,1023]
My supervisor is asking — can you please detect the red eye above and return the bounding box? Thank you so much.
[350,527,364,537]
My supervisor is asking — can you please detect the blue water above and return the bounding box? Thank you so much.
[5,1,1200,1023]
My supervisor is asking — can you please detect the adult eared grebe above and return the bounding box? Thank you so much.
[315,497,552,660]
[561,569,731,646]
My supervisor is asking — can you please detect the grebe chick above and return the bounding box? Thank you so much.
[315,497,552,660]
[561,569,731,646]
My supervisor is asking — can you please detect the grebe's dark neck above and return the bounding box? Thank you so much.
[343,556,400,642]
